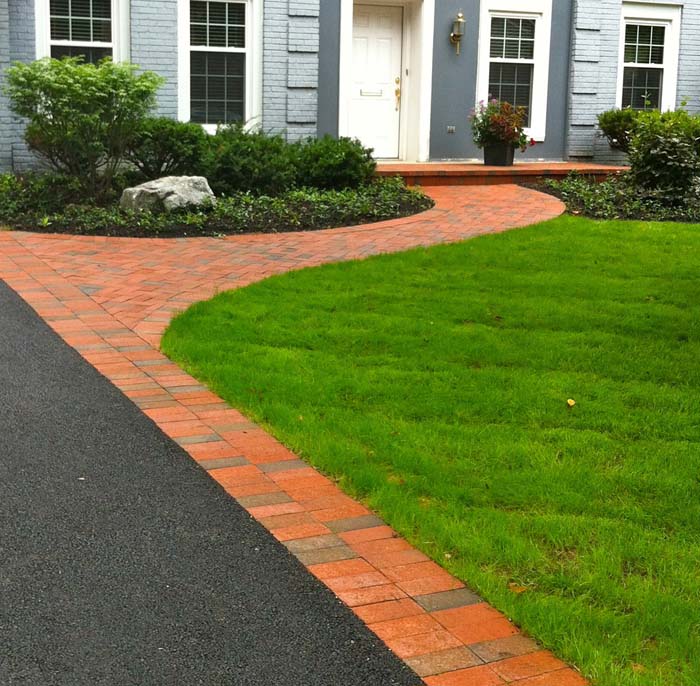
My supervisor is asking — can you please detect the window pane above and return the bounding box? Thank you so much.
[51,17,70,40]
[521,19,535,39]
[190,52,246,125]
[624,23,665,65]
[51,0,112,44]
[71,18,92,41]
[491,17,505,37]
[488,62,533,126]
[190,0,246,48]
[621,67,663,109]
[490,17,535,62]
[191,1,207,23]
[51,45,112,63]
[208,2,227,25]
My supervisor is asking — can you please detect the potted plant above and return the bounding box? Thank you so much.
[470,99,536,166]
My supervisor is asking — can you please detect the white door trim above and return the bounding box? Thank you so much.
[338,0,434,162]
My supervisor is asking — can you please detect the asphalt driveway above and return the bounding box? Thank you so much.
[0,279,420,686]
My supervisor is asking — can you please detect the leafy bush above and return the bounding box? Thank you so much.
[204,124,298,196]
[3,57,163,198]
[0,172,84,218]
[125,117,208,180]
[470,100,535,152]
[0,176,432,236]
[545,171,700,222]
[628,109,700,199]
[597,108,641,153]
[292,136,376,190]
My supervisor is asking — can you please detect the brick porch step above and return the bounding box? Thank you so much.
[377,161,627,186]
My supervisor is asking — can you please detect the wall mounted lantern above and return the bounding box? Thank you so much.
[450,12,466,55]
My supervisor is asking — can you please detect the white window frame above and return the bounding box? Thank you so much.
[476,0,552,142]
[35,0,130,62]
[177,0,262,132]
[616,2,681,112]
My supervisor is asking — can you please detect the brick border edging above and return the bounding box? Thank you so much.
[0,188,586,686]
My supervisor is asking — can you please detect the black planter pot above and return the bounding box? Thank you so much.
[483,143,515,167]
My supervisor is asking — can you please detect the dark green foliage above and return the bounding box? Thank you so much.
[3,58,163,198]
[597,108,641,153]
[0,175,432,236]
[203,124,298,196]
[628,110,700,198]
[545,172,700,222]
[292,136,376,190]
[125,117,208,180]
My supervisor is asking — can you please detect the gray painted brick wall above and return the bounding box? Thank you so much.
[263,0,320,138]
[6,0,39,170]
[568,0,700,161]
[130,0,179,118]
[0,0,12,171]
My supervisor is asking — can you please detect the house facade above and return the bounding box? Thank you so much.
[1,0,700,172]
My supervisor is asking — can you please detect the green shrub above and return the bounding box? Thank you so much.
[204,124,298,196]
[597,108,641,153]
[3,57,163,199]
[0,172,83,219]
[125,117,208,180]
[292,136,376,190]
[545,171,700,222]
[628,109,700,199]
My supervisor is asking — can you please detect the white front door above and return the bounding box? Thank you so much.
[349,5,403,159]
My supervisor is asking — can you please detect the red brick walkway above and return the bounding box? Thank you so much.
[0,185,587,686]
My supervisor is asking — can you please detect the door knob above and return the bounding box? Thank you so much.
[395,77,401,111]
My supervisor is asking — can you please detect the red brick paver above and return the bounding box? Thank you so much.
[0,185,587,686]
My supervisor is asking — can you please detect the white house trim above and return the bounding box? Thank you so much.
[338,0,434,162]
[177,0,263,131]
[475,0,552,142]
[35,0,130,62]
[615,1,682,112]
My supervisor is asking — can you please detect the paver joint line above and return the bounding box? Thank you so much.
[0,185,588,685]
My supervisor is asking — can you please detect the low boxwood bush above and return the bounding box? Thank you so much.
[0,175,432,237]
[125,117,208,180]
[292,135,376,190]
[597,108,641,153]
[203,125,298,197]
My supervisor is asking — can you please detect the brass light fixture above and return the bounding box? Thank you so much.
[450,11,466,55]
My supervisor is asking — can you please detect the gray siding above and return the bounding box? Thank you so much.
[567,0,700,161]
[7,0,38,170]
[130,0,179,118]
[317,0,340,137]
[430,0,573,160]
[263,0,320,139]
[0,0,12,172]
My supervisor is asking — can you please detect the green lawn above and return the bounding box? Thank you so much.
[161,215,700,686]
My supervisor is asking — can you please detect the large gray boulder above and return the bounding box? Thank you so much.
[120,176,216,212]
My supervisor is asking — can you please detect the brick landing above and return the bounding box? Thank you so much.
[0,186,587,686]
[377,161,627,187]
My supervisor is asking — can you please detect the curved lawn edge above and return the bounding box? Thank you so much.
[161,214,700,686]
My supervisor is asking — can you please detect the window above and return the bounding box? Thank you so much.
[488,17,536,125]
[621,24,665,109]
[616,3,681,112]
[35,0,128,62]
[476,0,552,141]
[48,0,112,62]
[178,0,261,128]
[189,1,246,124]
